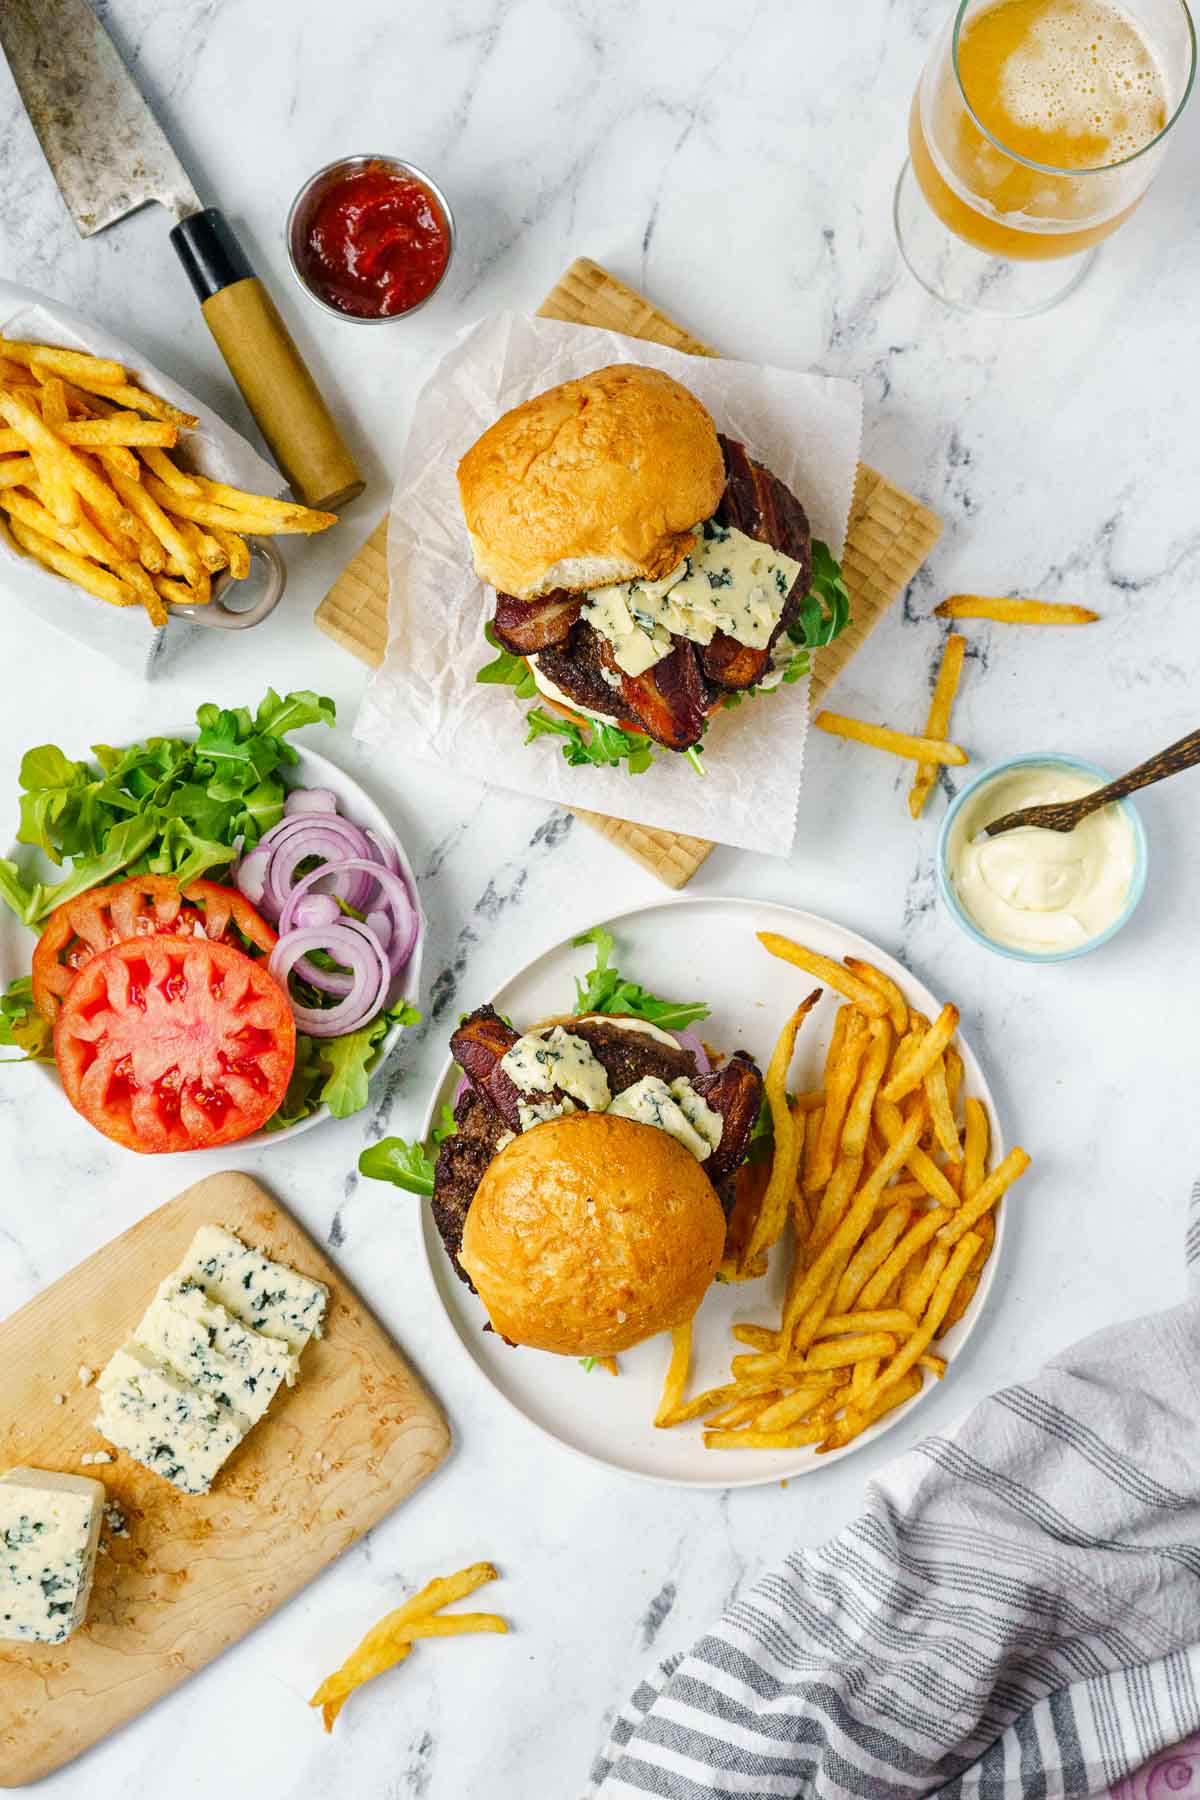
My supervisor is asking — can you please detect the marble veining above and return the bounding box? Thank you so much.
[0,2,1198,1795]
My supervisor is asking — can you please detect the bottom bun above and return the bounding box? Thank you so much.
[459,1111,726,1356]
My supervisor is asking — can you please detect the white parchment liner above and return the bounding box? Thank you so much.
[357,314,862,856]
[0,280,281,679]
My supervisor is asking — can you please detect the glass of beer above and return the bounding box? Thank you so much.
[897,0,1196,314]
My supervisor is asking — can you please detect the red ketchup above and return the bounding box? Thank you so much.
[296,161,451,319]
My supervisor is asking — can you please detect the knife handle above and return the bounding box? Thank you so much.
[170,209,364,512]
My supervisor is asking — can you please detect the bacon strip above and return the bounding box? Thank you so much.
[450,1005,536,1133]
[691,1051,765,1181]
[616,640,709,750]
[492,591,583,655]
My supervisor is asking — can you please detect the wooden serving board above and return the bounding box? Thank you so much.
[0,1171,450,1787]
[315,258,943,888]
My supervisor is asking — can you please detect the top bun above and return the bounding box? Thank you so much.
[456,364,726,600]
[458,1110,725,1356]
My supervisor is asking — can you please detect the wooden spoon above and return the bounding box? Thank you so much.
[983,728,1200,838]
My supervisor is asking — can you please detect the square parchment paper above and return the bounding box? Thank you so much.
[356,314,862,854]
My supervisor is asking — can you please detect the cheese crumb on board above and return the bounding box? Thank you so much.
[0,1468,104,1644]
[53,1394,66,1406]
[78,1452,113,1467]
[77,1367,95,1388]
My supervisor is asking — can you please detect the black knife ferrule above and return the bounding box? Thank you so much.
[170,208,255,302]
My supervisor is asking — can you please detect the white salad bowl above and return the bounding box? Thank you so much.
[0,738,424,1151]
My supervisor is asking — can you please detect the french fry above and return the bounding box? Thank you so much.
[104,461,200,583]
[310,1562,504,1730]
[731,1324,779,1352]
[935,595,1098,625]
[840,1020,892,1164]
[62,366,198,426]
[670,1374,801,1427]
[759,933,888,1016]
[843,957,908,1035]
[808,1012,868,1195]
[833,1200,913,1313]
[120,559,169,626]
[704,1423,828,1451]
[0,456,38,489]
[0,416,177,453]
[819,1234,980,1450]
[193,473,324,525]
[924,1054,960,1159]
[803,1103,825,1197]
[811,1153,863,1252]
[874,1097,961,1211]
[816,1309,917,1339]
[857,1209,948,1311]
[30,383,80,529]
[918,1353,947,1378]
[143,471,333,533]
[814,710,968,766]
[902,1240,951,1320]
[0,337,126,386]
[938,1147,1031,1246]
[741,990,821,1270]
[7,516,138,608]
[882,1003,960,1103]
[208,522,250,577]
[909,634,966,818]
[752,1383,841,1433]
[137,444,202,496]
[654,1320,694,1427]
[0,488,99,562]
[938,1221,994,1337]
[962,1097,990,1201]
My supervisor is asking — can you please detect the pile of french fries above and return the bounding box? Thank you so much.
[0,335,335,626]
[655,930,1031,1456]
[310,1561,508,1732]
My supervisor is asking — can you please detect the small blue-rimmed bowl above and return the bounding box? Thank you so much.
[936,753,1149,964]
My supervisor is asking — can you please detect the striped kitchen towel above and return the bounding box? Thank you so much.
[590,1180,1200,1799]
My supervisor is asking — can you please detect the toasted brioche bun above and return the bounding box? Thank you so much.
[457,364,726,601]
[459,1110,725,1356]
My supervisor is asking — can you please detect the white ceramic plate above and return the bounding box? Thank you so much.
[419,896,1005,1489]
[0,739,423,1149]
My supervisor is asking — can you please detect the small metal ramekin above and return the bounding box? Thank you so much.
[285,153,456,324]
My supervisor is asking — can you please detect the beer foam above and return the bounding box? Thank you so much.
[997,0,1168,160]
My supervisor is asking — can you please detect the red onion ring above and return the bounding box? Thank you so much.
[672,1026,711,1074]
[284,787,339,816]
[268,922,391,1036]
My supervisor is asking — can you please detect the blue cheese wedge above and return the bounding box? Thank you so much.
[136,1279,299,1427]
[582,520,802,676]
[95,1346,250,1496]
[607,1076,724,1162]
[501,1027,611,1130]
[0,1468,104,1644]
[171,1227,329,1355]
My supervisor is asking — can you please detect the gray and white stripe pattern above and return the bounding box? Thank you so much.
[590,1183,1200,1799]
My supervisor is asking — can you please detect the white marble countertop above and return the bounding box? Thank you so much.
[1,2,1199,1794]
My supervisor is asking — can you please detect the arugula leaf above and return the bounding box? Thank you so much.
[0,976,52,1062]
[476,624,537,699]
[525,708,660,776]
[0,687,338,926]
[264,1001,423,1130]
[571,925,709,1030]
[359,1102,456,1195]
[746,1093,774,1164]
[789,540,851,651]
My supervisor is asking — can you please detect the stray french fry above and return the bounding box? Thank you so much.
[654,1320,693,1427]
[310,1562,505,1731]
[758,933,888,1017]
[909,634,966,818]
[938,1147,1031,1246]
[882,1004,960,1103]
[935,595,1098,625]
[814,710,968,766]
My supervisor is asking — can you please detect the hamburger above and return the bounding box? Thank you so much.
[429,975,764,1358]
[458,363,849,775]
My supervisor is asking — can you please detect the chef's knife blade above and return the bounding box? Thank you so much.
[0,0,363,509]
[0,0,200,235]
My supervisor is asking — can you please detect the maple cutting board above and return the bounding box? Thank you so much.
[315,257,943,887]
[0,1171,449,1787]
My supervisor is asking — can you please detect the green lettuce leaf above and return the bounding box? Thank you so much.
[571,926,709,1030]
[359,1103,457,1195]
[0,976,52,1062]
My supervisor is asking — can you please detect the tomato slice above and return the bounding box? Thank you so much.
[53,935,296,1154]
[32,875,277,1021]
